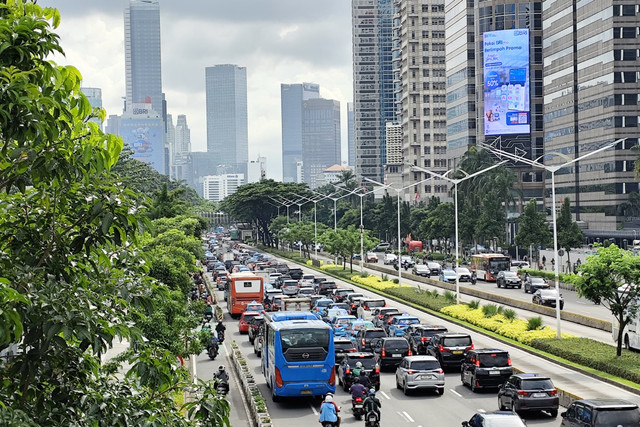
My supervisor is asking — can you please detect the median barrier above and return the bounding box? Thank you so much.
[230,341,272,427]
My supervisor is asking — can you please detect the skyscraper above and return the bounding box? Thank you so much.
[302,98,341,188]
[347,102,355,167]
[352,0,395,182]
[124,0,162,115]
[281,83,320,182]
[205,64,248,175]
[81,87,103,130]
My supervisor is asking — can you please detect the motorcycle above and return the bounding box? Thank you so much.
[352,396,365,420]
[207,337,219,360]
[217,330,225,343]
[364,410,380,427]
[471,276,477,285]
[214,379,229,395]
[204,312,213,322]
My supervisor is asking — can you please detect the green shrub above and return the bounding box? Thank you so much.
[527,317,543,331]
[482,304,498,318]
[503,309,517,321]
[497,305,505,315]
[444,290,456,303]
[430,289,440,298]
[384,287,452,311]
[393,278,399,284]
[468,300,480,310]
[382,274,388,281]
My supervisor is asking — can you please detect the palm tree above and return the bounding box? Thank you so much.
[338,169,358,191]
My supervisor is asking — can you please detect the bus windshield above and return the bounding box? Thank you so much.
[489,257,511,274]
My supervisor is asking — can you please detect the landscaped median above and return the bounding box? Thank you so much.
[229,341,272,427]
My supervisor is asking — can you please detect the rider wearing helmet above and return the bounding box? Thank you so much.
[352,361,363,377]
[363,388,381,420]
[214,365,229,382]
[349,376,367,400]
[319,394,340,426]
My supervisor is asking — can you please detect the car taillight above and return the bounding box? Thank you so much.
[475,360,480,367]
[349,348,357,352]
[439,345,450,353]
[329,368,335,386]
[408,349,412,356]
[549,389,557,395]
[407,370,413,374]
[375,365,380,373]
[362,339,366,345]
[466,344,474,351]
[437,369,443,374]
[378,315,383,318]
[381,348,386,357]
[345,368,350,374]
[420,337,429,342]
[507,357,512,366]
[275,367,283,388]
[517,390,529,396]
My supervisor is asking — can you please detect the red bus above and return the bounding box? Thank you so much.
[470,254,511,281]
[226,272,264,318]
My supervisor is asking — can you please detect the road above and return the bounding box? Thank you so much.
[208,251,640,427]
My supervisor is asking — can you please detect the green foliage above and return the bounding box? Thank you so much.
[515,199,552,252]
[420,202,454,241]
[482,304,499,318]
[384,287,454,312]
[519,267,579,284]
[468,300,481,310]
[503,309,517,321]
[557,197,585,264]
[318,225,377,271]
[444,290,456,303]
[527,317,543,331]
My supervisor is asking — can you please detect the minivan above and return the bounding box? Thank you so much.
[461,348,513,391]
[561,399,640,426]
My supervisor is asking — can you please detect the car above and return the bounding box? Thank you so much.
[524,276,550,293]
[337,352,381,391]
[405,324,448,355]
[510,260,530,271]
[275,263,289,274]
[247,315,264,344]
[328,302,350,311]
[318,281,338,296]
[355,328,388,352]
[268,295,288,311]
[400,255,415,268]
[345,293,365,305]
[281,279,299,296]
[332,315,357,337]
[412,263,431,277]
[427,262,442,276]
[349,319,375,338]
[374,242,390,252]
[427,332,473,370]
[331,288,355,303]
[365,252,378,263]
[533,289,564,310]
[300,274,315,287]
[497,271,522,288]
[348,296,367,316]
[352,253,362,260]
[334,336,357,367]
[312,297,334,313]
[313,277,327,290]
[461,349,513,391]
[245,301,264,312]
[561,399,640,426]
[297,286,315,297]
[238,311,261,334]
[268,273,282,285]
[371,337,412,369]
[387,314,420,337]
[455,267,472,282]
[383,253,398,265]
[462,411,527,427]
[275,274,291,288]
[288,267,303,280]
[326,308,350,324]
[378,309,403,330]
[372,307,400,327]
[395,355,444,395]
[439,269,457,282]
[356,298,386,318]
[498,373,559,417]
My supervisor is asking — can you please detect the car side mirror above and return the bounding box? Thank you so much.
[462,422,470,427]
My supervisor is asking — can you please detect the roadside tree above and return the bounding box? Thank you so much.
[557,197,585,269]
[515,199,552,266]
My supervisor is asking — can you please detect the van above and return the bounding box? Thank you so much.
[561,399,640,426]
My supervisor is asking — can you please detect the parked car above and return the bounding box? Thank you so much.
[406,324,448,355]
[439,269,457,283]
[455,267,473,282]
[427,262,442,276]
[334,336,357,367]
[462,411,526,427]
[318,281,338,296]
[395,355,444,395]
[337,352,381,391]
[383,253,398,265]
[532,289,564,310]
[365,252,378,263]
[427,332,473,370]
[247,315,264,344]
[371,337,412,369]
[560,399,640,426]
[497,271,522,289]
[498,373,559,417]
[238,311,261,334]
[355,328,388,352]
[461,348,513,391]
[412,263,431,277]
[387,314,421,337]
[524,276,550,293]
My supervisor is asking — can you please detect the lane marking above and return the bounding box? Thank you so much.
[380,390,391,400]
[309,403,318,415]
[403,411,415,422]
[397,411,410,422]
[450,389,462,397]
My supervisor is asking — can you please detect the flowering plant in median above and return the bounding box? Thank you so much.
[441,305,575,345]
[350,275,411,291]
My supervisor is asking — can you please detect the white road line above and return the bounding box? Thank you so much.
[397,411,410,422]
[450,389,462,397]
[380,390,391,400]
[309,403,318,415]
[403,411,415,422]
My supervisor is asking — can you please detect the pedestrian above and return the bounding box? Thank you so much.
[542,255,546,266]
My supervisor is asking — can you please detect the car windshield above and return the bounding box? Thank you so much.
[521,379,554,390]
[384,341,409,351]
[398,318,418,325]
[484,416,526,427]
[442,336,472,347]
[504,272,518,278]
[530,277,546,284]
[366,331,387,339]
[420,329,446,337]
[409,360,441,370]
[477,353,509,367]
[540,290,559,298]
[335,341,355,351]
[347,357,377,370]
[594,408,640,425]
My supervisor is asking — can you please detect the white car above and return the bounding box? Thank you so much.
[412,264,431,277]
[455,267,472,282]
[384,253,398,265]
[300,274,315,287]
[365,252,378,263]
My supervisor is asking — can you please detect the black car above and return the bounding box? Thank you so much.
[318,281,338,296]
[288,267,303,280]
[496,271,522,289]
[498,373,559,417]
[247,316,264,345]
[348,296,367,316]
[275,263,289,274]
[337,352,380,391]
[524,276,550,293]
[372,307,401,328]
[331,288,355,303]
[355,328,388,352]
[461,349,513,391]
[371,337,412,369]
[427,332,473,370]
[561,399,640,426]
[532,289,564,310]
[334,336,357,367]
[406,324,448,355]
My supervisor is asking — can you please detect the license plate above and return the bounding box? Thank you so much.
[452,350,463,354]
[532,392,547,398]
[300,390,313,395]
[392,353,401,357]
[489,371,499,375]
[419,374,434,380]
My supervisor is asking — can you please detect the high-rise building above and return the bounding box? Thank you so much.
[247,156,267,183]
[171,114,190,180]
[281,83,320,182]
[542,1,640,235]
[124,0,162,115]
[205,64,248,175]
[202,174,245,202]
[347,102,355,167]
[81,87,103,130]
[188,151,218,196]
[117,105,165,174]
[352,0,395,182]
[302,98,341,188]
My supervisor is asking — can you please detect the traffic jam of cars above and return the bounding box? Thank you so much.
[205,241,638,426]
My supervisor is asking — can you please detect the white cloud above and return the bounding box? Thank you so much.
[40,0,353,180]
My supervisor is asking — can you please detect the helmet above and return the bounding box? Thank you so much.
[369,388,376,395]
[353,377,360,383]
[325,394,333,402]
[218,365,226,371]
[355,361,363,368]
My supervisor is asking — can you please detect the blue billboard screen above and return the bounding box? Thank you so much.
[483,29,530,135]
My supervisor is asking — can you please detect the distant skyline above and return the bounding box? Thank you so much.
[40,0,353,180]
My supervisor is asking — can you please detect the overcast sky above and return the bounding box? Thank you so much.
[39,0,353,180]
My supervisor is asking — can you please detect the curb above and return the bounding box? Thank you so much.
[229,341,272,427]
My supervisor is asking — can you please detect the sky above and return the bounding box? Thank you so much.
[39,0,353,180]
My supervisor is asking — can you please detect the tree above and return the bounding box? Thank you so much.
[557,197,584,268]
[475,189,507,249]
[319,226,376,272]
[575,245,640,356]
[420,202,454,250]
[515,199,552,265]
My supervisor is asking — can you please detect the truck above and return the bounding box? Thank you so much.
[281,297,312,312]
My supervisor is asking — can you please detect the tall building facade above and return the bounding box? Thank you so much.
[170,114,190,180]
[281,83,320,182]
[205,64,248,175]
[392,0,448,202]
[347,102,356,167]
[302,98,341,188]
[124,0,163,115]
[81,87,103,130]
[542,1,640,234]
[203,174,245,202]
[352,0,396,182]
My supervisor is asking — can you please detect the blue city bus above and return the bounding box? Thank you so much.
[261,311,335,401]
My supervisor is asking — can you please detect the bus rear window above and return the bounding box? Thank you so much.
[281,328,330,349]
[235,279,261,293]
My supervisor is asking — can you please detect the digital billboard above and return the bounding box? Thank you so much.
[119,117,165,174]
[483,29,530,135]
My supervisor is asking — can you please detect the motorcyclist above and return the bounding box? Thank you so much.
[215,320,226,341]
[319,394,340,426]
[204,304,213,320]
[349,377,367,400]
[357,369,371,389]
[352,361,363,377]
[471,271,477,285]
[214,365,229,393]
[363,388,381,421]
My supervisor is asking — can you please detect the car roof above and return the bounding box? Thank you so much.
[435,332,471,337]
[577,399,639,409]
[470,348,508,354]
[513,373,550,380]
[382,337,409,342]
[363,328,386,333]
[403,355,438,362]
[334,336,354,343]
[241,311,261,317]
[345,352,376,359]
[413,325,448,330]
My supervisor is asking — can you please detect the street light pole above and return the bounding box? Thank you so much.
[481,137,625,338]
